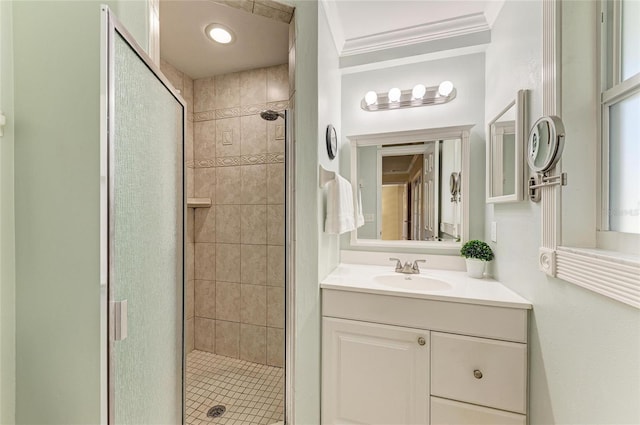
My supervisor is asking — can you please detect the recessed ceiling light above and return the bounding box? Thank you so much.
[205,23,235,45]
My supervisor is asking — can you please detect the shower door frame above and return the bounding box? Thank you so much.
[100,6,187,424]
[284,108,295,425]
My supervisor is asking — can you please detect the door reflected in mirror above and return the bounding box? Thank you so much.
[357,140,462,242]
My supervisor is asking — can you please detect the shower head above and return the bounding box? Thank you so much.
[260,110,285,121]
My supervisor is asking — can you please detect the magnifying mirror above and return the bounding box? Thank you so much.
[527,116,565,173]
[527,115,567,202]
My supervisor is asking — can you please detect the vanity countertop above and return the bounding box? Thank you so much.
[320,263,532,309]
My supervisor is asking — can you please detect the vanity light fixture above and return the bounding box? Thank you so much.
[205,23,235,44]
[361,81,457,112]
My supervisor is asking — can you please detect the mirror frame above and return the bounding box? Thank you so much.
[486,89,528,203]
[527,115,566,174]
[348,125,472,250]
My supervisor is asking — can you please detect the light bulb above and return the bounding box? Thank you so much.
[388,87,401,102]
[412,84,426,99]
[205,23,235,44]
[438,81,454,97]
[364,91,378,106]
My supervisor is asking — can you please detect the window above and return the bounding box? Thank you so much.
[600,0,640,237]
[550,0,639,309]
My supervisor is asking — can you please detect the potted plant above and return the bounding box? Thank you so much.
[460,240,494,278]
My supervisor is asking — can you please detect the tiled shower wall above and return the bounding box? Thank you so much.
[159,59,196,354]
[191,64,289,367]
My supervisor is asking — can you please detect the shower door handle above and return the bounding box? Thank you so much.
[113,300,128,341]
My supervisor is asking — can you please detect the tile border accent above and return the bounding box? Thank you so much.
[195,153,285,168]
[194,101,289,122]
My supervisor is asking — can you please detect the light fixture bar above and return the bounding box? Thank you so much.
[360,84,457,112]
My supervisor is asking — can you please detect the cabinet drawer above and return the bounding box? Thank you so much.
[431,397,526,425]
[431,332,527,413]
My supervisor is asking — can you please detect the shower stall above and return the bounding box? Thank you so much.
[160,54,291,423]
[104,4,292,423]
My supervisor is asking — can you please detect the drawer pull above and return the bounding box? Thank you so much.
[417,337,426,346]
[473,369,483,379]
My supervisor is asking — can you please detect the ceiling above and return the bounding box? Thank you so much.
[159,0,502,78]
[382,154,421,175]
[159,1,289,79]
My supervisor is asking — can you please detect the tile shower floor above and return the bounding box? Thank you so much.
[186,350,284,425]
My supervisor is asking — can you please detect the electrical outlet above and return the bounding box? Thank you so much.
[491,221,497,242]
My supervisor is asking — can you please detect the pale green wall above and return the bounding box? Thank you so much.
[14,3,105,421]
[317,1,341,280]
[485,1,640,423]
[356,145,377,239]
[290,1,321,423]
[0,1,16,423]
[12,2,148,423]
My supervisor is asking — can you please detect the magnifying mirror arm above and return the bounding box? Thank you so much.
[528,172,568,202]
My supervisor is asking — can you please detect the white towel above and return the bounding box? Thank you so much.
[325,175,357,234]
[356,186,365,228]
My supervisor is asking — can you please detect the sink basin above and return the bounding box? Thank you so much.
[373,274,452,291]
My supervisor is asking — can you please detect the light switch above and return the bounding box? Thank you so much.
[364,214,375,222]
[491,221,497,242]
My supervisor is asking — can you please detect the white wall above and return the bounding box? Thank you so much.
[340,53,486,251]
[485,1,640,423]
[0,1,15,422]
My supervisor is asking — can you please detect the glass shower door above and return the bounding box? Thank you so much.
[106,10,185,424]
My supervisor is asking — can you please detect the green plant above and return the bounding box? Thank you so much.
[460,240,494,261]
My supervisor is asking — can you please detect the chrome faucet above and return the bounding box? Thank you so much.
[389,258,426,274]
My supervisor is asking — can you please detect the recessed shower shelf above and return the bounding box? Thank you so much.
[187,198,212,208]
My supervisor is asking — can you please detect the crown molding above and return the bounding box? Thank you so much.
[340,12,490,57]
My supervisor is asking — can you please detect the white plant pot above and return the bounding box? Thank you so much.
[465,258,486,278]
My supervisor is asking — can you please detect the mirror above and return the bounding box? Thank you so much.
[487,89,528,203]
[527,115,565,173]
[349,125,472,248]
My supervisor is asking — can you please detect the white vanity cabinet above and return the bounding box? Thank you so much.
[322,318,429,424]
[321,287,530,425]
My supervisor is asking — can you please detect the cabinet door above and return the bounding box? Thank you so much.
[431,397,526,425]
[322,317,429,425]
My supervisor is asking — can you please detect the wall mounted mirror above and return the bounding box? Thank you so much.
[349,125,472,249]
[486,89,528,203]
